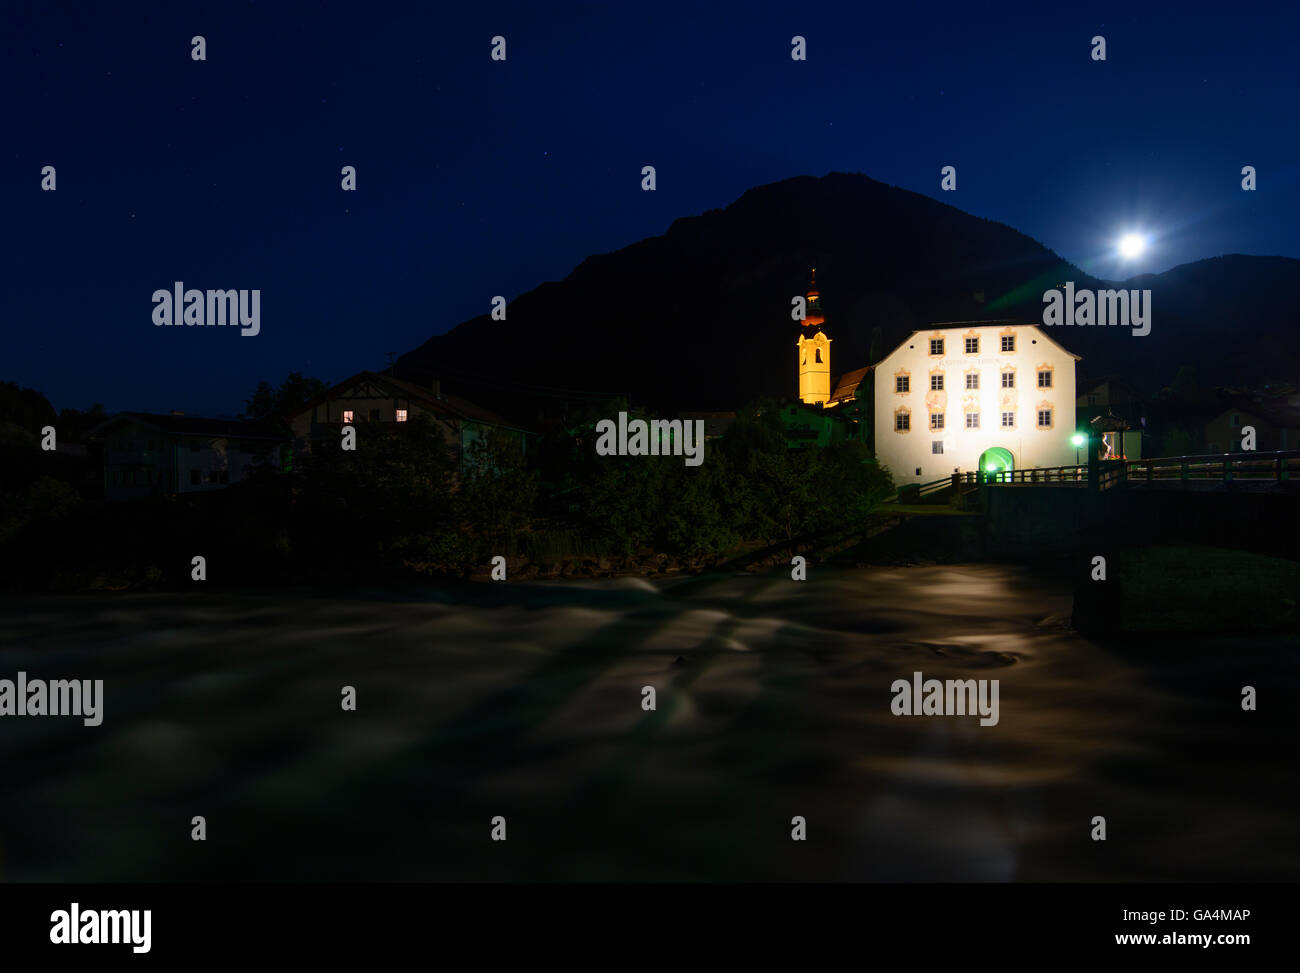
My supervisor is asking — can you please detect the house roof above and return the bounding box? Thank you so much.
[88,412,287,441]
[1208,398,1300,430]
[287,370,532,434]
[877,322,1082,365]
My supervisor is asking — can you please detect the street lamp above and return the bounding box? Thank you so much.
[1071,433,1085,466]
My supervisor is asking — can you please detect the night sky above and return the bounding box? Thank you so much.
[4,1,1296,415]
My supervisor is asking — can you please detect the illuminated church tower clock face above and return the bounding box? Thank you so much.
[797,269,830,405]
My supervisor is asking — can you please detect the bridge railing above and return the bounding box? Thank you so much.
[889,450,1297,502]
[1121,450,1297,483]
[980,450,1298,489]
[980,465,1089,485]
[889,471,984,503]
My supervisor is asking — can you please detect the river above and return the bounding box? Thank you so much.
[0,564,1294,881]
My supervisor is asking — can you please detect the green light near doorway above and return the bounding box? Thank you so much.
[1071,434,1085,447]
[978,447,1015,473]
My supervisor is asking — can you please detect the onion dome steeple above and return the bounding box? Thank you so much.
[804,268,825,329]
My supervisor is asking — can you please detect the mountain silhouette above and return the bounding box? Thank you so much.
[397,172,1300,414]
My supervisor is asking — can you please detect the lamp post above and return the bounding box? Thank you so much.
[1071,433,1085,466]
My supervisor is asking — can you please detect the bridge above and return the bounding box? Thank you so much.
[894,449,1299,506]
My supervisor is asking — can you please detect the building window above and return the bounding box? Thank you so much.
[190,470,201,485]
[1001,411,1015,428]
[932,441,944,454]
[1002,372,1015,388]
[930,374,944,391]
[896,375,910,393]
[396,409,408,422]
[1001,335,1015,352]
[965,373,979,390]
[966,413,980,429]
[1038,370,1052,388]
[369,408,380,421]
[342,410,354,423]
[1087,394,1097,406]
[929,338,944,356]
[930,413,945,430]
[895,413,910,431]
[1038,409,1052,428]
[964,337,979,354]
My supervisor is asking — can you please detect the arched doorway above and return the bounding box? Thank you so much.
[979,446,1015,481]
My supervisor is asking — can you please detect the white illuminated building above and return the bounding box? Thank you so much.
[872,322,1080,485]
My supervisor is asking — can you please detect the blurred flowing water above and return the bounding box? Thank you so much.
[0,565,1295,881]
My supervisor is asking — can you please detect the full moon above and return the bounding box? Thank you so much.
[1119,233,1146,258]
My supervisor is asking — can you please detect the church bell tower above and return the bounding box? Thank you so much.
[796,268,831,405]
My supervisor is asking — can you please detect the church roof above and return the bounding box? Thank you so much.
[828,365,872,403]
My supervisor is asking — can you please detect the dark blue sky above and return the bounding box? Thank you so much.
[4,1,1295,415]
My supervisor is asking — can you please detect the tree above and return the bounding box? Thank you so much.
[460,427,539,554]
[293,411,462,567]
[274,372,328,416]
[243,373,328,421]
[243,381,276,420]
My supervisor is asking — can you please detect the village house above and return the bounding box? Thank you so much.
[88,412,287,501]
[1203,394,1300,454]
[284,370,532,468]
[869,322,1081,484]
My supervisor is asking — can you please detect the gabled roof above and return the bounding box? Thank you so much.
[286,371,532,434]
[876,322,1082,364]
[88,412,287,441]
[1207,398,1300,429]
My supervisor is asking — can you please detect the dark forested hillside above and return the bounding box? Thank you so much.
[397,172,1300,415]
